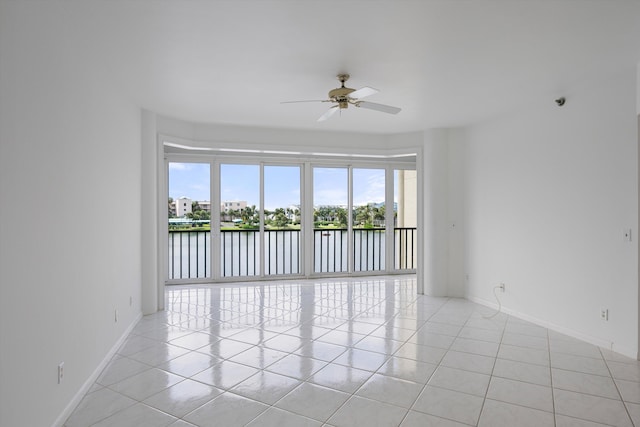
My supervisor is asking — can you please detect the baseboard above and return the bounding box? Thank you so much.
[467,295,636,360]
[52,312,143,427]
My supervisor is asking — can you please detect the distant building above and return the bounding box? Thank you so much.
[176,196,192,217]
[221,200,247,212]
[195,200,211,212]
[173,198,211,217]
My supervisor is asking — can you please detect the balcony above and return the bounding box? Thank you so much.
[168,227,417,280]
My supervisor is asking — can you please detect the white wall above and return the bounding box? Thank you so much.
[421,130,450,296]
[637,63,640,358]
[157,115,425,154]
[0,3,142,426]
[141,110,160,315]
[417,128,468,298]
[447,129,467,297]
[457,66,638,357]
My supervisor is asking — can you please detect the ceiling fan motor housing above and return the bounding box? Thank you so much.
[328,87,355,108]
[329,73,354,108]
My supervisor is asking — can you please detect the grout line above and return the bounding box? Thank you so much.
[472,308,507,426]
[600,346,636,426]
[546,322,557,427]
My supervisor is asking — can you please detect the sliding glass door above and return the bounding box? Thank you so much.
[313,167,348,273]
[312,166,392,274]
[167,162,211,280]
[220,164,260,277]
[264,165,301,275]
[218,163,302,278]
[166,156,416,283]
[352,168,386,272]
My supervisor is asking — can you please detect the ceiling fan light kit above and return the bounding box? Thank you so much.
[283,74,402,122]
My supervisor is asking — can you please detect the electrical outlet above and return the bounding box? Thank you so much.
[114,309,118,323]
[58,362,64,384]
[129,296,133,306]
[601,308,609,321]
[499,283,505,292]
[624,229,632,242]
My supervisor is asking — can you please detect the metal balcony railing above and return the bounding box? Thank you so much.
[221,229,259,277]
[168,230,210,279]
[394,227,417,270]
[168,227,416,280]
[314,229,347,273]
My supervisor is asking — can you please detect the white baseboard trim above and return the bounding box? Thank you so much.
[52,312,143,427]
[467,295,636,360]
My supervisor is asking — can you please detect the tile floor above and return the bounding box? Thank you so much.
[64,275,640,426]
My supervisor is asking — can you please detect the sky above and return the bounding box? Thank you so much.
[169,162,393,210]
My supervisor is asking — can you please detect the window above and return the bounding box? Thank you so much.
[164,154,416,283]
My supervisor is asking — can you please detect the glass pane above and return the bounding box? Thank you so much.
[394,169,417,270]
[353,168,385,272]
[313,168,348,273]
[220,164,260,277]
[168,162,211,279]
[264,165,301,275]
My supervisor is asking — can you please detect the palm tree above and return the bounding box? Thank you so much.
[242,205,259,226]
[354,204,374,227]
[272,208,289,228]
[168,197,176,218]
[335,207,347,227]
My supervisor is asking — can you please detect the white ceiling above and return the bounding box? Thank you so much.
[33,1,640,134]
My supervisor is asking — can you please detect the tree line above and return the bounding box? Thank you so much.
[169,198,390,229]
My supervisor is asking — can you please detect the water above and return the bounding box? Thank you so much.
[168,228,412,280]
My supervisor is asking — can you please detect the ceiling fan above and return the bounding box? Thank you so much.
[282,74,402,122]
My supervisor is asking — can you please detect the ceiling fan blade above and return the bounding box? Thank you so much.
[348,86,379,99]
[356,101,401,115]
[281,100,328,104]
[318,106,339,122]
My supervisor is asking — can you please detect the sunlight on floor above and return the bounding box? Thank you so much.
[64,275,640,426]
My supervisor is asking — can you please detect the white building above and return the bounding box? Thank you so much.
[221,200,247,212]
[175,196,192,217]
[196,200,211,212]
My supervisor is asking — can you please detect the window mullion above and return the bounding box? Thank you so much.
[385,166,394,273]
[347,165,354,274]
[212,160,221,281]
[259,162,265,278]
